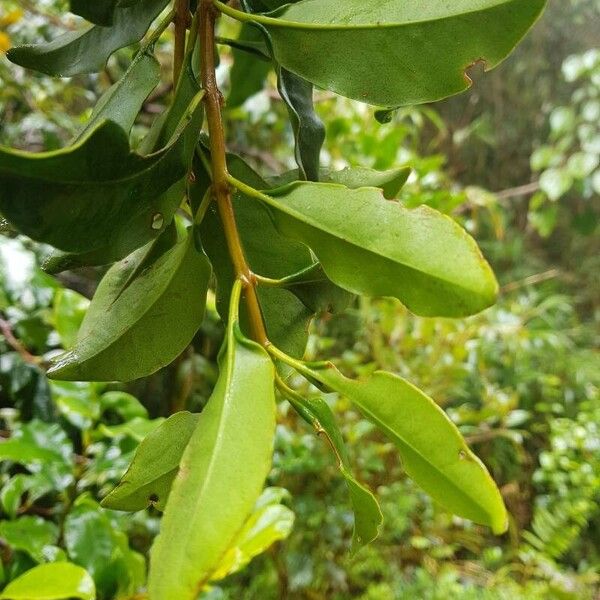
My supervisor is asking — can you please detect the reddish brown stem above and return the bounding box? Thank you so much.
[199,0,269,345]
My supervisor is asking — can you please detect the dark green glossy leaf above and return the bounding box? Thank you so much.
[102,411,199,511]
[228,24,272,108]
[0,563,95,600]
[217,0,547,107]
[0,92,203,258]
[139,39,201,155]
[255,182,498,317]
[8,0,168,76]
[278,68,325,181]
[69,0,137,26]
[47,228,211,382]
[41,79,201,273]
[76,49,160,141]
[148,285,276,599]
[309,364,508,533]
[197,151,351,356]
[0,474,52,519]
[0,421,74,490]
[301,395,382,550]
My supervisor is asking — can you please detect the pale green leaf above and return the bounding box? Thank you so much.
[253,182,498,317]
[210,488,294,582]
[101,412,199,512]
[53,289,89,350]
[148,284,276,599]
[309,365,508,534]
[0,563,95,600]
[268,166,412,199]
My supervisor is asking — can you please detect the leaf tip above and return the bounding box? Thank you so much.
[46,351,79,381]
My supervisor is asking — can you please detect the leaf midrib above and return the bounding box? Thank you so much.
[217,0,523,32]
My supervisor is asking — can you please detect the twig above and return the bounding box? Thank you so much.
[0,318,39,365]
[199,0,269,346]
[173,0,190,85]
[494,181,540,201]
[501,268,561,294]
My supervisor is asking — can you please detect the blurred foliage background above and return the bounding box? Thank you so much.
[0,0,599,598]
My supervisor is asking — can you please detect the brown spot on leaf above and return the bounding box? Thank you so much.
[462,58,488,86]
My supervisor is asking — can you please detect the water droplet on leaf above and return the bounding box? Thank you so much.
[151,213,164,230]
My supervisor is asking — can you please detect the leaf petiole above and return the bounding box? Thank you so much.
[142,8,176,50]
[254,262,323,288]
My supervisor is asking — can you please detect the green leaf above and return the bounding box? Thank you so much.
[217,0,546,107]
[197,152,350,357]
[47,228,211,382]
[277,68,325,181]
[244,0,300,11]
[7,0,168,76]
[97,417,164,442]
[290,270,353,315]
[256,287,314,359]
[0,421,75,490]
[53,289,89,350]
[0,92,204,259]
[0,438,63,465]
[139,37,202,155]
[539,168,573,201]
[0,563,95,600]
[42,48,203,273]
[252,182,498,317]
[308,364,508,533]
[228,24,272,108]
[148,283,276,599]
[99,391,148,421]
[64,496,140,597]
[326,167,411,200]
[0,517,59,564]
[300,395,382,551]
[75,49,161,141]
[70,0,135,26]
[0,474,53,520]
[55,394,100,430]
[102,412,199,512]
[209,488,295,582]
[1,476,36,519]
[268,166,411,199]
